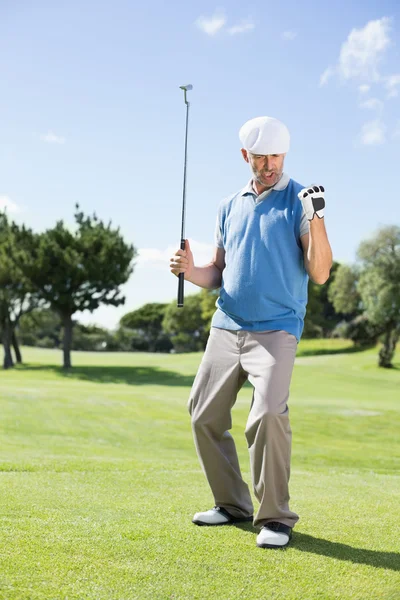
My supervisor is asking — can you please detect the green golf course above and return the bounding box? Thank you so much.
[0,341,399,599]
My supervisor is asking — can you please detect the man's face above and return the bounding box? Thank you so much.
[241,149,286,189]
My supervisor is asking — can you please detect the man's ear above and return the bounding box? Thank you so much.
[241,148,249,163]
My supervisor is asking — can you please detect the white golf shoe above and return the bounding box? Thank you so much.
[192,506,253,526]
[256,522,292,549]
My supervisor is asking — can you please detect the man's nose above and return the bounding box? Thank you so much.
[263,157,275,170]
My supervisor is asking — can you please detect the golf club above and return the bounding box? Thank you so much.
[177,84,193,308]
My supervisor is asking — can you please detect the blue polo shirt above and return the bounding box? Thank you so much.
[211,174,309,341]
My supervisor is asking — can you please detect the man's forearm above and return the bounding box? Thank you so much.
[187,263,222,289]
[306,219,333,284]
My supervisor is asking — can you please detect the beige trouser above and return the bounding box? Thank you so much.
[188,327,299,529]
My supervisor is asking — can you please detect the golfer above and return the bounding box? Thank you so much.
[170,116,332,549]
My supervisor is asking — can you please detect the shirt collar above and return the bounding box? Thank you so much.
[240,172,290,197]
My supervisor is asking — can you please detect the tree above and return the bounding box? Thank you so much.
[329,226,400,368]
[0,213,42,368]
[120,303,169,352]
[11,206,136,369]
[163,293,207,352]
[303,262,350,338]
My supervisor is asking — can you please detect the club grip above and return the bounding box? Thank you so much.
[177,239,186,307]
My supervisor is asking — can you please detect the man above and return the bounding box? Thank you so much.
[170,116,332,549]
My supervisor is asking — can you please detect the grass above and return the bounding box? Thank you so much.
[0,341,399,599]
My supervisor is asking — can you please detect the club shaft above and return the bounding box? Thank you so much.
[177,96,190,308]
[180,100,190,241]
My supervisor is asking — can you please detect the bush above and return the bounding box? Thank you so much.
[170,332,203,353]
[71,333,107,352]
[17,331,37,347]
[153,334,174,353]
[105,328,149,352]
[330,320,349,339]
[332,315,382,347]
[302,320,324,339]
[130,335,150,352]
[36,336,58,349]
[17,309,62,348]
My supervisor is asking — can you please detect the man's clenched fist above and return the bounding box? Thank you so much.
[298,185,325,221]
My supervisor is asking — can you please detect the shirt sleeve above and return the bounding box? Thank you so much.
[214,214,224,248]
[299,209,310,238]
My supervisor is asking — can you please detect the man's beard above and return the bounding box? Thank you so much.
[254,168,282,189]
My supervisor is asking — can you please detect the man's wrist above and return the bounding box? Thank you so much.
[185,266,196,284]
[309,214,325,225]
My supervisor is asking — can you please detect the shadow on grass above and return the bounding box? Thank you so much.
[293,532,400,572]
[235,524,399,570]
[14,348,400,384]
[16,365,196,387]
[233,522,259,534]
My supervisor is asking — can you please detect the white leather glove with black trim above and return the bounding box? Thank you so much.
[298,185,325,221]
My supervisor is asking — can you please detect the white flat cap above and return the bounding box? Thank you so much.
[239,116,290,155]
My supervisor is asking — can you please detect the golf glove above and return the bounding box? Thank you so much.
[298,185,325,221]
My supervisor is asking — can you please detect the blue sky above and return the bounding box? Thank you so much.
[1,0,399,329]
